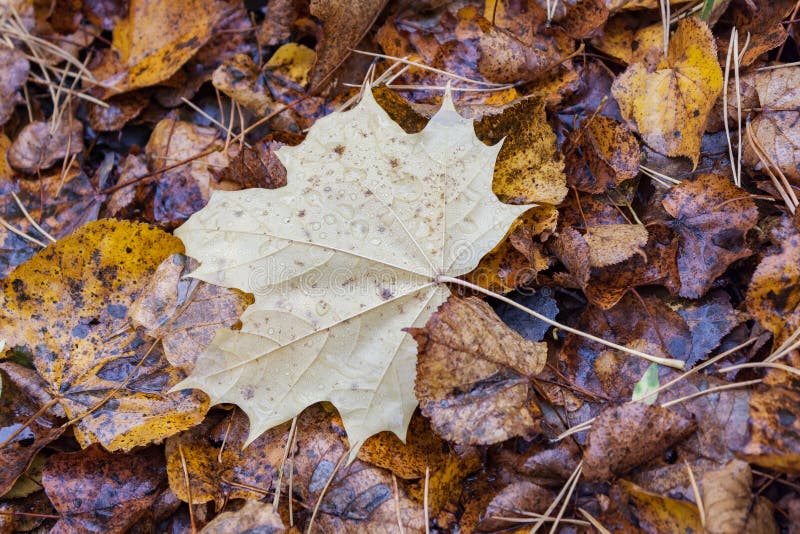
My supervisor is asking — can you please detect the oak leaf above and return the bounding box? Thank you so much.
[612,17,723,165]
[410,296,547,445]
[173,87,531,447]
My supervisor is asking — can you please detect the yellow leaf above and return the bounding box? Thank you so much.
[611,17,723,165]
[0,220,208,451]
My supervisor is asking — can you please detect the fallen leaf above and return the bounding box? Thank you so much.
[612,17,723,165]
[7,120,84,174]
[740,67,800,185]
[727,0,794,67]
[165,409,288,506]
[702,460,778,534]
[0,219,208,451]
[584,224,648,267]
[216,133,302,190]
[746,219,800,343]
[259,0,299,47]
[737,385,800,475]
[592,16,663,68]
[662,173,758,298]
[583,402,696,482]
[143,117,230,226]
[86,91,149,132]
[42,445,165,534]
[0,46,29,125]
[474,97,567,205]
[678,290,748,367]
[0,491,55,533]
[267,42,316,87]
[308,0,388,88]
[212,53,274,115]
[631,362,659,404]
[173,87,530,447]
[565,115,641,193]
[129,253,252,374]
[410,296,546,445]
[493,288,559,342]
[200,499,285,534]
[473,480,555,532]
[615,479,703,533]
[100,0,222,93]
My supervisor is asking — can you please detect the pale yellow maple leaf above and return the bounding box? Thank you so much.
[172,87,530,447]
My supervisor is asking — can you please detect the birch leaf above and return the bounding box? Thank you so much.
[173,87,531,447]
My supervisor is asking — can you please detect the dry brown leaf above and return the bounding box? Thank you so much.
[86,91,149,132]
[0,46,29,125]
[216,132,301,190]
[583,403,696,482]
[42,445,166,534]
[474,480,555,532]
[565,115,641,193]
[8,120,84,174]
[702,460,778,534]
[663,173,758,299]
[727,0,795,67]
[102,0,221,93]
[259,0,299,47]
[308,0,388,88]
[740,67,800,185]
[584,224,648,268]
[612,17,723,165]
[200,500,285,534]
[474,97,567,205]
[410,296,547,445]
[143,117,230,226]
[129,253,252,374]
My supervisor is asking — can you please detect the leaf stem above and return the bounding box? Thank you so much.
[435,276,685,369]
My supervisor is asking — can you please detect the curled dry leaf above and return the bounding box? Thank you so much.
[740,67,800,185]
[662,173,758,298]
[129,253,252,374]
[308,0,388,88]
[42,445,166,534]
[410,296,547,445]
[584,224,648,268]
[200,500,285,534]
[173,87,530,448]
[583,402,696,482]
[565,115,640,194]
[216,133,301,190]
[0,46,29,125]
[0,220,208,451]
[746,220,800,343]
[98,0,221,94]
[702,460,778,534]
[474,97,567,205]
[8,120,84,174]
[612,17,723,165]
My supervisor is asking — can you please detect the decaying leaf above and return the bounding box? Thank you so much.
[174,87,530,447]
[738,385,800,476]
[565,115,641,193]
[583,402,696,482]
[0,220,208,451]
[612,17,723,164]
[308,0,388,88]
[615,479,703,533]
[129,254,252,374]
[584,224,648,267]
[747,220,800,343]
[740,67,800,185]
[410,296,546,445]
[663,173,758,298]
[212,53,274,115]
[702,460,778,534]
[474,97,567,205]
[216,133,301,190]
[42,445,166,534]
[8,120,84,174]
